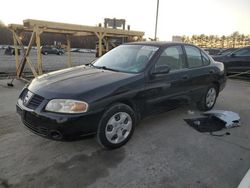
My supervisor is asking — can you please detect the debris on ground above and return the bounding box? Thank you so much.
[203,110,240,128]
[187,110,195,115]
[185,116,225,133]
[184,110,240,136]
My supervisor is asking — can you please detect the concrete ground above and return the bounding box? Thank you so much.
[0,78,249,188]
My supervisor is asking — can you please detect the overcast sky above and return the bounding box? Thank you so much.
[1,0,250,40]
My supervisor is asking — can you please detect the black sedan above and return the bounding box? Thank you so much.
[17,42,226,149]
[41,46,64,55]
[213,46,250,74]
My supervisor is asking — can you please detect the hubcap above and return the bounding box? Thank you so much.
[105,112,132,144]
[206,88,216,108]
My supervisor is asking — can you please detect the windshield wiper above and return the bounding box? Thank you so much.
[85,59,97,67]
[86,63,94,67]
[93,66,120,72]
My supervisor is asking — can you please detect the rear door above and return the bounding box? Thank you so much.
[144,45,190,112]
[183,45,215,102]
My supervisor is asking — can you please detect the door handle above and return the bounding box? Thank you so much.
[209,69,215,74]
[182,75,189,80]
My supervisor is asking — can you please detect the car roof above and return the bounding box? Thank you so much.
[125,41,187,48]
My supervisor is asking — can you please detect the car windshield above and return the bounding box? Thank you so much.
[93,44,159,73]
[220,49,236,56]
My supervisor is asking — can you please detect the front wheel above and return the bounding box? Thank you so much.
[97,103,136,149]
[197,85,218,111]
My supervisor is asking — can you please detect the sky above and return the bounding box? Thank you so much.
[0,0,250,40]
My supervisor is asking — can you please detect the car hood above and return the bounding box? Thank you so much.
[28,65,142,101]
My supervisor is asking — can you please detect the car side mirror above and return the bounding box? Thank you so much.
[152,65,170,75]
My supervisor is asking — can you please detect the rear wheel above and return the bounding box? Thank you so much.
[197,84,218,111]
[97,103,136,149]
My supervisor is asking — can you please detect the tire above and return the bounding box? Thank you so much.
[197,84,218,111]
[97,103,136,149]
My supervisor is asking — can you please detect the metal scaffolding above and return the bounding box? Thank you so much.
[8,19,144,78]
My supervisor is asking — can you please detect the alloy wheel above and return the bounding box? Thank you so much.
[206,88,217,108]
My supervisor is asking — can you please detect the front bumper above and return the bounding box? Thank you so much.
[16,94,103,140]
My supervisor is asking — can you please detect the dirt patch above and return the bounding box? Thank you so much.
[14,148,126,188]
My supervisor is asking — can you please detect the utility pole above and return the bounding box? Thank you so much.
[154,0,159,41]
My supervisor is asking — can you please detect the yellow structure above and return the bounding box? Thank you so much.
[8,19,144,78]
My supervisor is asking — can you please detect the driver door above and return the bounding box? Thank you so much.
[144,45,190,113]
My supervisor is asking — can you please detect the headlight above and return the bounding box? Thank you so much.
[45,99,88,113]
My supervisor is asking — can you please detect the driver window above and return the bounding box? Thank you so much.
[155,46,184,72]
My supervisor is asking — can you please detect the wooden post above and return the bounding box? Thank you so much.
[12,31,20,76]
[66,35,72,67]
[13,31,38,78]
[98,33,102,57]
[95,32,106,57]
[35,27,43,75]
[106,37,109,52]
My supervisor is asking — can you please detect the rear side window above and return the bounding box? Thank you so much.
[201,51,210,66]
[184,45,203,68]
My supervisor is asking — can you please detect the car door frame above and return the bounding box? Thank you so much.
[143,44,191,113]
[182,44,217,103]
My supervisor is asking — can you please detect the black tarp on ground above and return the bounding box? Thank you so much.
[184,116,226,133]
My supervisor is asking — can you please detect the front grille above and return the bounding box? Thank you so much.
[26,94,44,110]
[19,89,44,110]
[23,112,49,136]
